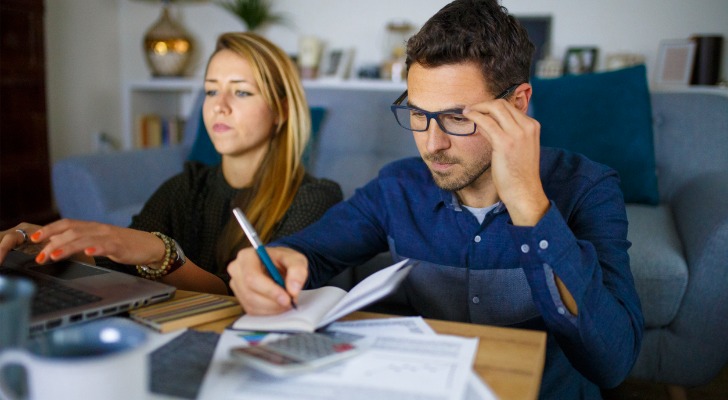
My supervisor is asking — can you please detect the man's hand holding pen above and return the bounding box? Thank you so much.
[230,208,309,314]
[228,246,309,315]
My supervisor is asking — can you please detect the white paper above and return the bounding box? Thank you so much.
[326,315,436,335]
[464,372,498,400]
[198,320,477,400]
[317,259,413,326]
[327,317,498,400]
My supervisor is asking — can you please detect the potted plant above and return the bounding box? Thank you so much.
[216,0,288,32]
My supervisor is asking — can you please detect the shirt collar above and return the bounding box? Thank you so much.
[433,187,460,211]
[433,186,507,215]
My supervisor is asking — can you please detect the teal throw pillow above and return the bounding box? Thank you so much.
[187,106,221,166]
[530,65,658,204]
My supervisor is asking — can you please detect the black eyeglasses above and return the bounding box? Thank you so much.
[390,83,520,136]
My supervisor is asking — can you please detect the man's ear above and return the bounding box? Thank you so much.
[514,83,532,113]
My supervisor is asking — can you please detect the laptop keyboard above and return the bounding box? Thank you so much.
[0,267,102,316]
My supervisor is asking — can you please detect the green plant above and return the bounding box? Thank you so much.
[216,0,288,32]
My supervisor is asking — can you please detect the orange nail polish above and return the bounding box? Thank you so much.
[51,249,63,259]
[36,252,46,263]
[30,232,41,242]
[85,247,97,255]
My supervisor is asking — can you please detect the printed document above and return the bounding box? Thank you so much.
[327,317,498,400]
[198,317,478,400]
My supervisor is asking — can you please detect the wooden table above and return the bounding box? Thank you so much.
[183,291,547,400]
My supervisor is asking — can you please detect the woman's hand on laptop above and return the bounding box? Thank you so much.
[228,246,308,315]
[28,219,166,267]
[0,223,42,263]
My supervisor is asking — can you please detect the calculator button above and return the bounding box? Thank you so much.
[266,333,356,362]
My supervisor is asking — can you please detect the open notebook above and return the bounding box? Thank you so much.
[231,259,416,332]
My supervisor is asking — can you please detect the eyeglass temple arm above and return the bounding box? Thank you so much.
[393,90,408,105]
[496,84,520,99]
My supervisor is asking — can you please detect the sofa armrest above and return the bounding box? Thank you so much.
[672,171,728,273]
[52,145,188,226]
[663,170,728,384]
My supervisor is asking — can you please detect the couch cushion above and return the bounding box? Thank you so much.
[306,87,420,198]
[650,92,728,202]
[107,204,145,228]
[531,65,659,205]
[626,204,688,328]
[52,145,187,226]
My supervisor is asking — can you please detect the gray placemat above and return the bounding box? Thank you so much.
[150,330,220,399]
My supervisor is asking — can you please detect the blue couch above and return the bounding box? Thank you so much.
[52,78,728,392]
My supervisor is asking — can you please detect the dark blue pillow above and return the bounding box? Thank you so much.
[530,65,658,204]
[186,106,327,168]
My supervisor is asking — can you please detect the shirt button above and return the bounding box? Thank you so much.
[474,235,481,243]
[520,244,530,253]
[472,296,480,304]
[557,307,566,315]
[539,240,549,250]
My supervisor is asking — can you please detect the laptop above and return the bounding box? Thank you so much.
[0,249,175,335]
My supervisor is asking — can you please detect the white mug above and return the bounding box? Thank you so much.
[0,276,35,397]
[0,317,148,400]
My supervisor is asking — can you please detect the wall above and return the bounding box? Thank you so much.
[45,0,121,165]
[45,0,728,163]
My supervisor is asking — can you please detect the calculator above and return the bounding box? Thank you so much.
[229,331,365,377]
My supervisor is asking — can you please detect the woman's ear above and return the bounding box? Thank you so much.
[276,98,289,128]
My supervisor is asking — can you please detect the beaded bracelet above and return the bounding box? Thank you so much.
[136,232,175,280]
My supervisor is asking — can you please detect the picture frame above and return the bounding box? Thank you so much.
[515,16,552,77]
[605,53,646,71]
[563,47,599,75]
[318,48,355,80]
[654,39,696,87]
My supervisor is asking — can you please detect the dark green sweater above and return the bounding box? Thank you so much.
[100,162,342,288]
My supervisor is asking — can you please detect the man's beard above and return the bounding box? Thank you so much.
[423,151,491,191]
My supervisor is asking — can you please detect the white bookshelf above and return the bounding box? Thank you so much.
[121,78,202,150]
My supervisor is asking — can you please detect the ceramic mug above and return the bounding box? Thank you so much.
[0,276,35,350]
[0,317,148,400]
[0,276,36,397]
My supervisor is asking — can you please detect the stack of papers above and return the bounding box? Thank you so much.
[197,317,497,400]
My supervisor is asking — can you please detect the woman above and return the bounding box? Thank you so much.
[0,32,342,294]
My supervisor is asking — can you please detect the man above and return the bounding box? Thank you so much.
[228,0,643,398]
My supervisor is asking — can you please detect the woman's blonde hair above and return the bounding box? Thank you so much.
[210,32,310,267]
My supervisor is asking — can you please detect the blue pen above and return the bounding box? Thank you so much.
[232,207,297,309]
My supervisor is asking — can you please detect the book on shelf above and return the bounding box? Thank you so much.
[129,292,241,333]
[135,113,185,148]
[231,259,416,333]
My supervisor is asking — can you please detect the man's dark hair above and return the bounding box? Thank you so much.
[406,0,534,95]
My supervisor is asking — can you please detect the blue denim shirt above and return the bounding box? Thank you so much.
[275,147,644,399]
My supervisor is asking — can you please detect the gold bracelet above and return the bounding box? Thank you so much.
[136,232,175,280]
